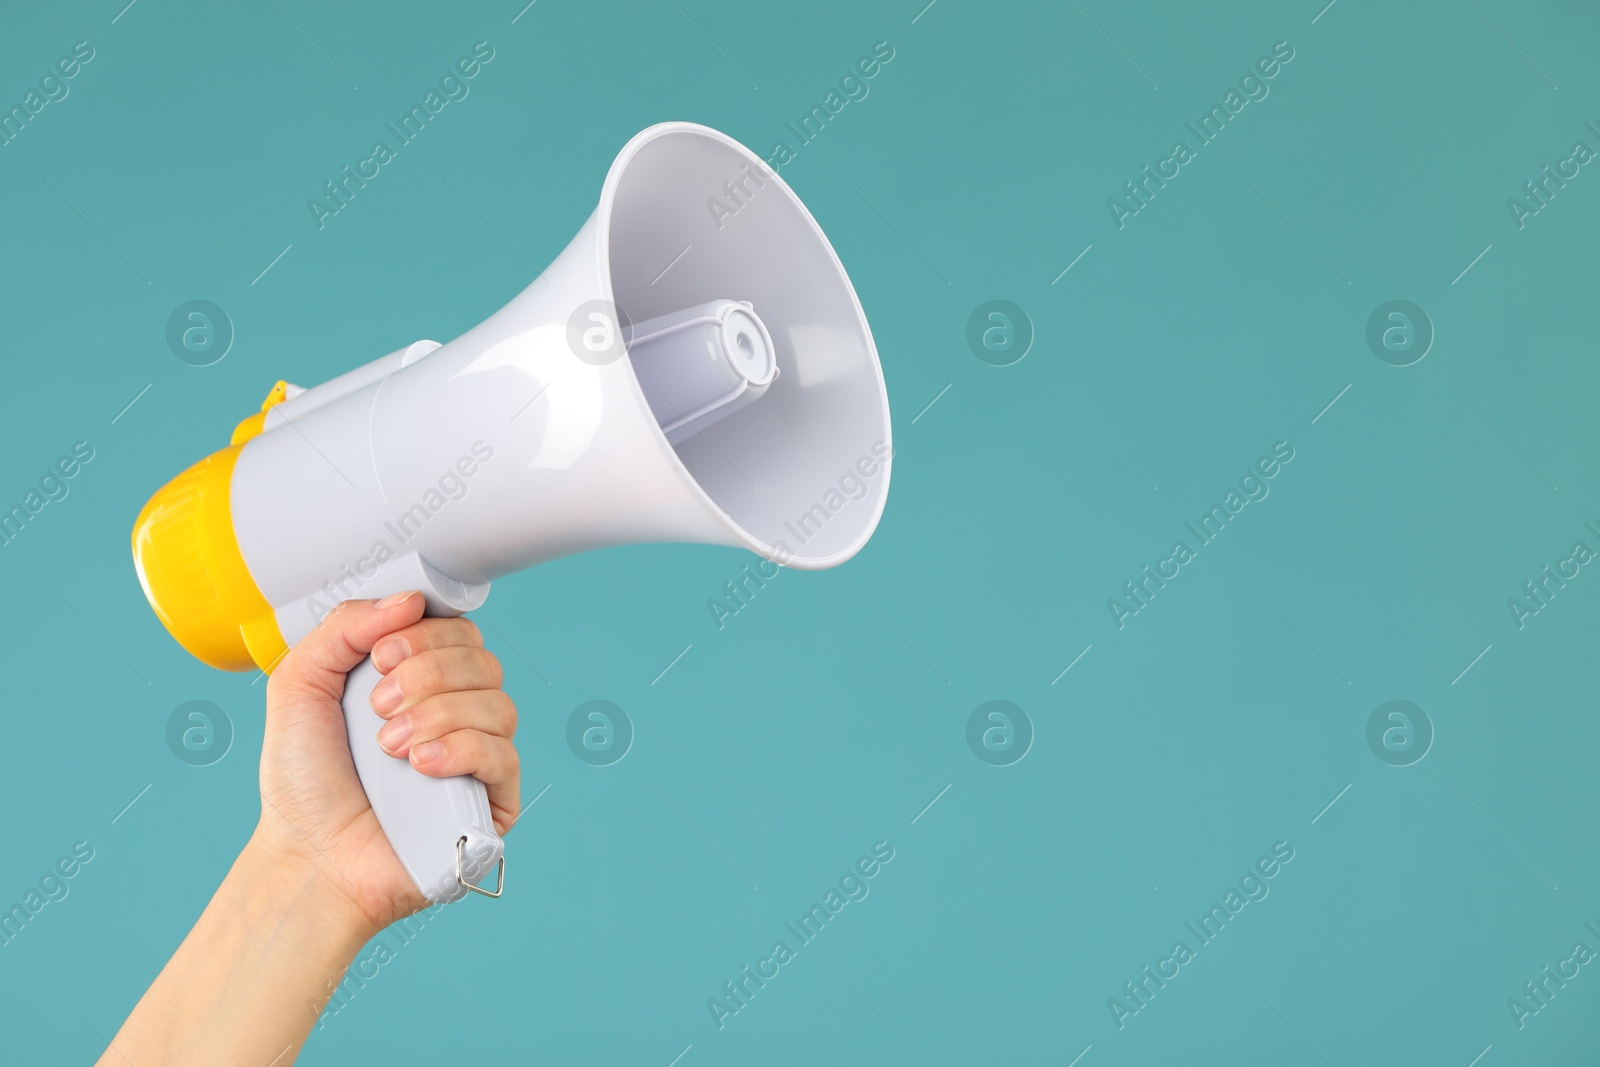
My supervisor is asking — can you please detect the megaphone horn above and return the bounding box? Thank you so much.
[132,122,893,903]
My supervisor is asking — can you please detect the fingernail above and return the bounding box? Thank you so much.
[377,714,414,755]
[376,590,417,610]
[411,741,444,766]
[370,676,402,716]
[371,636,408,673]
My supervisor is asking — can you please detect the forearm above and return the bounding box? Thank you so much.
[102,835,374,1066]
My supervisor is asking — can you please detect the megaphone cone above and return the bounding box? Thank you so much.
[133,122,892,902]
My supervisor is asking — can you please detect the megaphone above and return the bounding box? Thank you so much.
[131,122,892,903]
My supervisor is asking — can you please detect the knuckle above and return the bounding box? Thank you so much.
[399,651,447,694]
[407,699,446,739]
[415,617,455,644]
[454,731,484,765]
[413,692,473,737]
[476,649,504,684]
[395,621,434,654]
[324,599,360,625]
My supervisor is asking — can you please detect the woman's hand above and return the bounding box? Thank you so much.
[255,591,521,937]
[102,591,522,1064]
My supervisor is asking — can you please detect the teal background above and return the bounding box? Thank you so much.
[2,0,1598,1062]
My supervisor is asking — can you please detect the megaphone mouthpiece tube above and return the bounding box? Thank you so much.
[625,299,778,444]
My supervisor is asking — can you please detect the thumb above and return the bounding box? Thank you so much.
[270,591,427,703]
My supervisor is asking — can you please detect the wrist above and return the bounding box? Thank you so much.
[240,831,381,947]
[105,834,379,1059]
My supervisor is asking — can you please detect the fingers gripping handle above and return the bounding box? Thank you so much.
[341,657,504,903]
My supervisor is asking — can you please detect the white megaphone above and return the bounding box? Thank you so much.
[131,122,892,904]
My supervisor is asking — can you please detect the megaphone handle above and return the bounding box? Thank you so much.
[340,656,505,903]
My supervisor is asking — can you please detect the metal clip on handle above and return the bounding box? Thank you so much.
[458,836,505,898]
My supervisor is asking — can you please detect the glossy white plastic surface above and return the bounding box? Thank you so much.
[225,122,893,903]
[342,656,502,904]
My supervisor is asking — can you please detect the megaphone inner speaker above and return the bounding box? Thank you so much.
[602,126,891,569]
